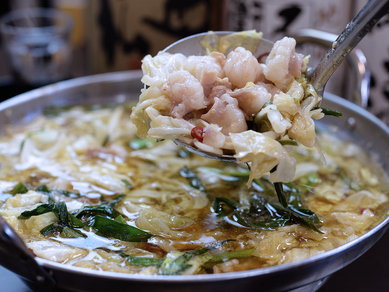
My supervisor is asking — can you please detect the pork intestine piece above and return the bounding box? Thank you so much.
[185,52,226,97]
[224,47,263,88]
[264,37,304,91]
[230,84,272,117]
[207,77,232,105]
[165,70,208,118]
[202,94,247,135]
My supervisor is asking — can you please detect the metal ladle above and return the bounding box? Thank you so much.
[163,0,389,162]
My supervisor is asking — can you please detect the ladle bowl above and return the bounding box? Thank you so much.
[164,0,389,162]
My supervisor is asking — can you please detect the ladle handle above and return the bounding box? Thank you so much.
[293,29,370,108]
[309,0,389,95]
[0,215,56,288]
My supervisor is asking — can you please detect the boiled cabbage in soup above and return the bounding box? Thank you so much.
[0,104,388,275]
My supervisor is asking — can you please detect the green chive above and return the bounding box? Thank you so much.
[92,215,152,242]
[10,183,28,195]
[206,249,255,263]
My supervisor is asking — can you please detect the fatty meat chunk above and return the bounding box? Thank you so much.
[185,52,226,96]
[207,78,232,104]
[166,70,208,118]
[264,37,305,91]
[202,94,247,135]
[224,47,263,88]
[230,84,272,116]
[256,81,281,97]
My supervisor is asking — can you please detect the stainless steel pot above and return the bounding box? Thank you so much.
[0,66,389,292]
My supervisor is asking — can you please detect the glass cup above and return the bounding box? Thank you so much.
[0,8,73,87]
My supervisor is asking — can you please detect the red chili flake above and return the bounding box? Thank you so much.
[257,52,270,63]
[359,207,367,214]
[191,127,204,142]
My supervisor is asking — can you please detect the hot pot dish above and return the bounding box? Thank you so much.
[0,32,389,291]
[0,101,388,274]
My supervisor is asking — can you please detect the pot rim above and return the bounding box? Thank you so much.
[6,70,383,282]
[2,70,389,286]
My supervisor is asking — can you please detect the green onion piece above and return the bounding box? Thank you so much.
[129,138,156,150]
[159,253,195,275]
[274,182,288,208]
[288,206,323,233]
[52,189,80,198]
[160,249,210,275]
[307,173,320,185]
[114,215,127,224]
[40,223,60,236]
[212,181,322,233]
[10,182,28,195]
[178,148,192,158]
[76,205,121,219]
[314,107,342,117]
[37,185,80,198]
[19,130,44,152]
[60,226,86,238]
[122,179,133,189]
[340,169,361,191]
[68,213,86,228]
[54,202,70,226]
[36,184,50,192]
[279,140,298,146]
[213,196,240,217]
[102,134,110,147]
[283,182,303,208]
[262,101,273,108]
[179,166,207,193]
[121,241,237,270]
[92,215,152,242]
[252,178,267,191]
[271,203,322,233]
[159,240,232,275]
[124,256,164,267]
[36,185,81,202]
[109,194,126,207]
[18,203,55,219]
[234,211,290,229]
[36,184,55,203]
[206,249,255,263]
[19,202,87,237]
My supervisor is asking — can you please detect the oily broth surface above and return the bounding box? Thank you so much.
[0,104,388,275]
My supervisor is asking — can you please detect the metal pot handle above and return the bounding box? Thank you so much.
[292,28,370,108]
[0,215,56,288]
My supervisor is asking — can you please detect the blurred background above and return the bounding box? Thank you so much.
[0,0,388,124]
[0,1,388,291]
